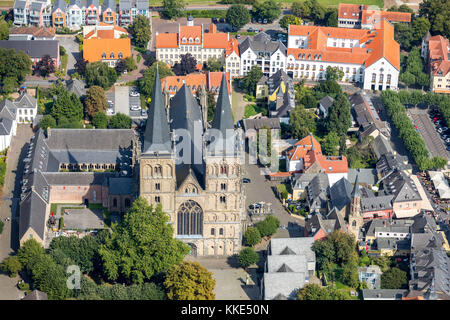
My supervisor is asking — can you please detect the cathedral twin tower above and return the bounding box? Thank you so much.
[139,67,245,256]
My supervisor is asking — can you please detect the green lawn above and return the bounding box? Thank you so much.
[0,156,6,187]
[0,0,14,7]
[244,104,266,118]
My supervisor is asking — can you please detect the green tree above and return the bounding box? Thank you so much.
[394,23,413,51]
[139,61,174,98]
[129,15,151,49]
[289,106,317,139]
[244,227,262,246]
[252,0,281,23]
[279,14,303,30]
[162,0,185,19]
[241,65,263,96]
[324,8,338,27]
[381,267,408,289]
[297,283,350,300]
[85,85,107,118]
[99,198,190,284]
[419,0,450,38]
[322,131,340,156]
[173,53,197,76]
[0,256,22,277]
[324,94,351,136]
[0,48,32,94]
[164,261,216,300]
[51,89,83,123]
[108,112,132,129]
[412,17,431,42]
[85,61,118,90]
[400,71,415,89]
[416,72,430,91]
[325,66,344,82]
[35,55,55,77]
[92,111,108,129]
[17,239,46,272]
[0,17,9,40]
[38,115,57,131]
[256,215,280,237]
[238,247,259,269]
[205,57,222,72]
[340,262,359,288]
[226,4,251,30]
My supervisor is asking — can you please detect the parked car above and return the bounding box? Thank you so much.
[248,27,253,32]
[441,135,448,140]
[258,18,262,23]
[212,17,218,23]
[236,34,241,39]
[263,19,268,24]
[442,127,448,132]
[141,109,147,117]
[219,18,225,23]
[437,127,444,133]
[129,90,139,97]
[447,145,450,151]
[243,178,251,183]
[249,203,262,210]
[130,105,141,111]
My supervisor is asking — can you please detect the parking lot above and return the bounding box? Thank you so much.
[409,107,450,160]
[106,85,146,118]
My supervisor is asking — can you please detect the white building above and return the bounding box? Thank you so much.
[67,0,83,29]
[287,19,400,91]
[239,32,286,77]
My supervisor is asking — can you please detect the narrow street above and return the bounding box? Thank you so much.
[0,125,34,300]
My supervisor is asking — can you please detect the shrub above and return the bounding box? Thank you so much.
[0,256,22,277]
[0,219,3,234]
[18,281,30,291]
[59,217,64,230]
[244,227,261,246]
[238,247,259,269]
[256,215,280,238]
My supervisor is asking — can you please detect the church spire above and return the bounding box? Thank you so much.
[143,65,172,154]
[211,73,234,135]
[352,173,361,198]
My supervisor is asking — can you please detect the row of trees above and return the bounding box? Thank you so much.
[1,197,217,300]
[291,0,338,27]
[0,47,32,94]
[381,90,447,171]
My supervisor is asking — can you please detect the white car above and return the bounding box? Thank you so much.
[106,108,115,115]
[130,105,141,111]
[129,90,140,97]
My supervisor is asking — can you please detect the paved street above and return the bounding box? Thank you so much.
[0,125,34,300]
[409,107,450,160]
[55,35,80,77]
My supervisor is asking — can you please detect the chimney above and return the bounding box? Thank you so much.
[187,15,194,26]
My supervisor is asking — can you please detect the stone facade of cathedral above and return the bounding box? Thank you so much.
[139,68,245,256]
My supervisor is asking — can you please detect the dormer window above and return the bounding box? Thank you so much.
[189,37,193,43]
[182,37,187,43]
[102,52,106,59]
[118,52,123,59]
[110,52,114,59]
[195,37,200,43]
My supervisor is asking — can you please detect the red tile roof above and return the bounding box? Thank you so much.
[338,4,411,23]
[428,35,450,77]
[156,33,178,48]
[338,4,368,19]
[83,38,131,62]
[226,38,239,57]
[287,134,348,174]
[161,72,231,96]
[288,20,400,70]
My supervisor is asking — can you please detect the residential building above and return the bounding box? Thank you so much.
[304,207,347,240]
[423,35,450,94]
[370,134,394,159]
[83,26,130,66]
[358,265,382,289]
[66,0,83,29]
[306,173,329,214]
[291,173,317,201]
[376,152,412,179]
[338,4,411,29]
[349,91,390,141]
[83,0,101,26]
[0,39,60,68]
[66,78,86,98]
[318,95,333,118]
[22,290,48,300]
[287,20,400,90]
[52,0,67,28]
[83,23,128,39]
[225,38,240,78]
[132,0,150,21]
[286,134,348,186]
[14,0,30,26]
[160,71,231,101]
[101,0,117,25]
[9,26,56,40]
[261,237,315,300]
[156,21,232,67]
[256,70,295,122]
[27,0,52,27]
[118,0,132,26]
[239,32,287,77]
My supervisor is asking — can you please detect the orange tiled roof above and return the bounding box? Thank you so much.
[161,72,231,95]
[288,20,400,70]
[83,38,131,62]
[10,26,55,37]
[428,35,449,77]
[361,10,411,24]
[180,25,202,45]
[338,3,367,19]
[203,32,229,49]
[96,29,114,39]
[287,134,348,174]
[208,71,231,94]
[226,38,239,57]
[156,33,178,48]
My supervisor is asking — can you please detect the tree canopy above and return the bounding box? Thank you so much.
[251,0,281,22]
[419,0,450,38]
[240,65,263,96]
[35,55,55,77]
[162,0,185,19]
[324,94,352,137]
[107,112,132,129]
[244,227,262,246]
[205,57,222,72]
[381,267,408,289]
[173,53,197,76]
[289,105,317,139]
[297,283,351,300]
[85,85,108,118]
[226,4,251,30]
[164,262,216,300]
[85,61,118,89]
[129,15,151,49]
[238,247,259,269]
[99,197,190,284]
[0,47,32,94]
[279,15,303,30]
[139,61,174,98]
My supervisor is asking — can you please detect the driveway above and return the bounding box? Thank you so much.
[107,85,145,118]
[55,35,81,76]
[0,124,34,300]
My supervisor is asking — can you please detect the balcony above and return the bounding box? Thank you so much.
[87,13,97,18]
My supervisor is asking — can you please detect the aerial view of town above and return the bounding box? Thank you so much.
[0,0,448,306]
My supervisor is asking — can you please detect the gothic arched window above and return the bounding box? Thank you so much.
[177,200,203,235]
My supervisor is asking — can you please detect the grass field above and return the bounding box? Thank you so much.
[0,0,13,7]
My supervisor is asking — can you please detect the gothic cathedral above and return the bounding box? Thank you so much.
[139,67,245,256]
